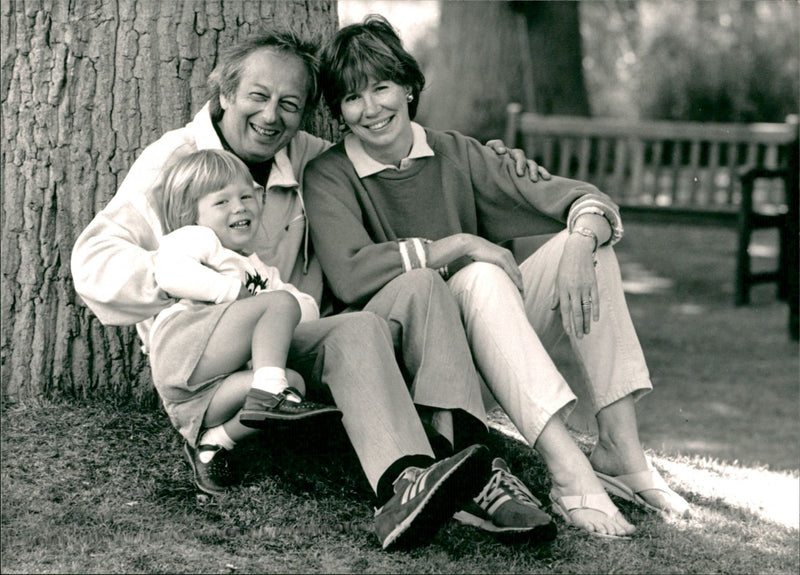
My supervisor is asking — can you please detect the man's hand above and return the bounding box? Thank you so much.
[485,139,552,182]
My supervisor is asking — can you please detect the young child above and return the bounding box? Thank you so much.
[150,148,341,495]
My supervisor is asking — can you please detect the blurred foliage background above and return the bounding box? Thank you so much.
[342,0,799,140]
[583,0,799,122]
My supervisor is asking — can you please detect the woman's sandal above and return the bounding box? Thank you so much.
[593,466,691,517]
[549,489,633,540]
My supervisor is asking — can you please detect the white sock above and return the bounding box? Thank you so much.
[198,425,235,462]
[251,366,300,402]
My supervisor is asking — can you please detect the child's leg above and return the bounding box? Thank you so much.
[191,291,339,428]
[200,368,307,443]
[189,290,301,386]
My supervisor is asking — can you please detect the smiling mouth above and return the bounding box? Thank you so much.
[365,117,393,131]
[230,219,251,229]
[250,123,280,138]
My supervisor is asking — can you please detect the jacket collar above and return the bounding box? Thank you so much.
[192,103,299,191]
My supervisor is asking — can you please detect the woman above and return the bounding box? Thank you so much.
[304,15,691,539]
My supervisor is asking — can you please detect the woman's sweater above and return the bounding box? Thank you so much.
[303,126,622,306]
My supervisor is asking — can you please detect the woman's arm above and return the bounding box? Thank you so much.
[304,161,424,306]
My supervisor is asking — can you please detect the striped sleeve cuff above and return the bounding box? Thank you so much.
[398,238,428,272]
[567,195,624,246]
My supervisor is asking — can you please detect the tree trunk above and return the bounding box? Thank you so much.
[1,0,338,406]
[420,0,590,141]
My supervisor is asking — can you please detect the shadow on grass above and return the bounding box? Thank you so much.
[5,399,796,573]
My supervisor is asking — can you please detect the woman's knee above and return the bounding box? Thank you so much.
[453,261,517,295]
[392,267,443,294]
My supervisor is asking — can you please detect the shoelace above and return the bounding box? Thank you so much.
[392,466,440,505]
[393,466,423,486]
[476,467,542,509]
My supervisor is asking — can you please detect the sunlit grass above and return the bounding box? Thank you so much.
[651,454,799,529]
[489,409,799,531]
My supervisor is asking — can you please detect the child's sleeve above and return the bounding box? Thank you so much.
[154,226,242,304]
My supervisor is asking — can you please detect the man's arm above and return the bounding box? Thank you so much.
[71,197,171,325]
[71,140,190,325]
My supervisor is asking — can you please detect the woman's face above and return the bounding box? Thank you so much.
[340,77,413,163]
[196,178,263,253]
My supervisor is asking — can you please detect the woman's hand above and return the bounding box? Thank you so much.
[552,232,599,338]
[460,234,524,292]
[485,139,552,182]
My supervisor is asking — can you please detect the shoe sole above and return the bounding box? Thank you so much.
[183,442,227,496]
[383,444,492,550]
[239,406,343,427]
[452,510,558,543]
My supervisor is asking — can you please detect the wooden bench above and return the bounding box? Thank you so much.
[505,104,799,338]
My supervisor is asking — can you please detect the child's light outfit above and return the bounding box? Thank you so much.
[304,123,652,447]
[149,225,319,445]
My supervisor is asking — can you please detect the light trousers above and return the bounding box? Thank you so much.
[289,268,486,491]
[447,230,652,446]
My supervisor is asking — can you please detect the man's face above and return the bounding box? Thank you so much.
[218,48,310,164]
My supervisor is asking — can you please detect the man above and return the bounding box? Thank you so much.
[71,29,549,549]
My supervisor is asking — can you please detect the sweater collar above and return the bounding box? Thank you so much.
[344,122,434,178]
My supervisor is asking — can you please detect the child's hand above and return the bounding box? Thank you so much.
[237,284,252,300]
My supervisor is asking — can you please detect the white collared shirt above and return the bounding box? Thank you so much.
[344,122,435,178]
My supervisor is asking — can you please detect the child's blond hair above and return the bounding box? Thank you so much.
[161,149,258,233]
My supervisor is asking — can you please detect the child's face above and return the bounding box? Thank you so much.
[196,178,262,253]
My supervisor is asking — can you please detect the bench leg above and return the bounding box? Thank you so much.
[736,213,752,306]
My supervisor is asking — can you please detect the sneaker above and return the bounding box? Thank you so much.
[183,441,237,495]
[239,386,342,428]
[453,458,557,543]
[374,444,492,550]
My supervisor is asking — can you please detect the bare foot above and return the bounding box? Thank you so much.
[549,467,636,537]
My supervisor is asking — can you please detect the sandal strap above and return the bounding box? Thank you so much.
[612,468,670,495]
[553,492,619,518]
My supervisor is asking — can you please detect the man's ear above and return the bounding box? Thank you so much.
[219,92,231,111]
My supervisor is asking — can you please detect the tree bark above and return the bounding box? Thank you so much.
[1,0,338,406]
[421,0,590,141]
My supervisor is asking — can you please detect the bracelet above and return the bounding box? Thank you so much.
[571,226,598,253]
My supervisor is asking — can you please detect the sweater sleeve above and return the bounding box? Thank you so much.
[70,140,193,326]
[454,133,622,244]
[303,155,410,306]
[154,226,242,304]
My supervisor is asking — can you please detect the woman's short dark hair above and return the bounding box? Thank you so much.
[319,14,425,120]
[208,29,320,121]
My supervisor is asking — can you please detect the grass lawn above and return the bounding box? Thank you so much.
[2,223,798,573]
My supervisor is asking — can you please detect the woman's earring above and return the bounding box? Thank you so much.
[407,93,414,103]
